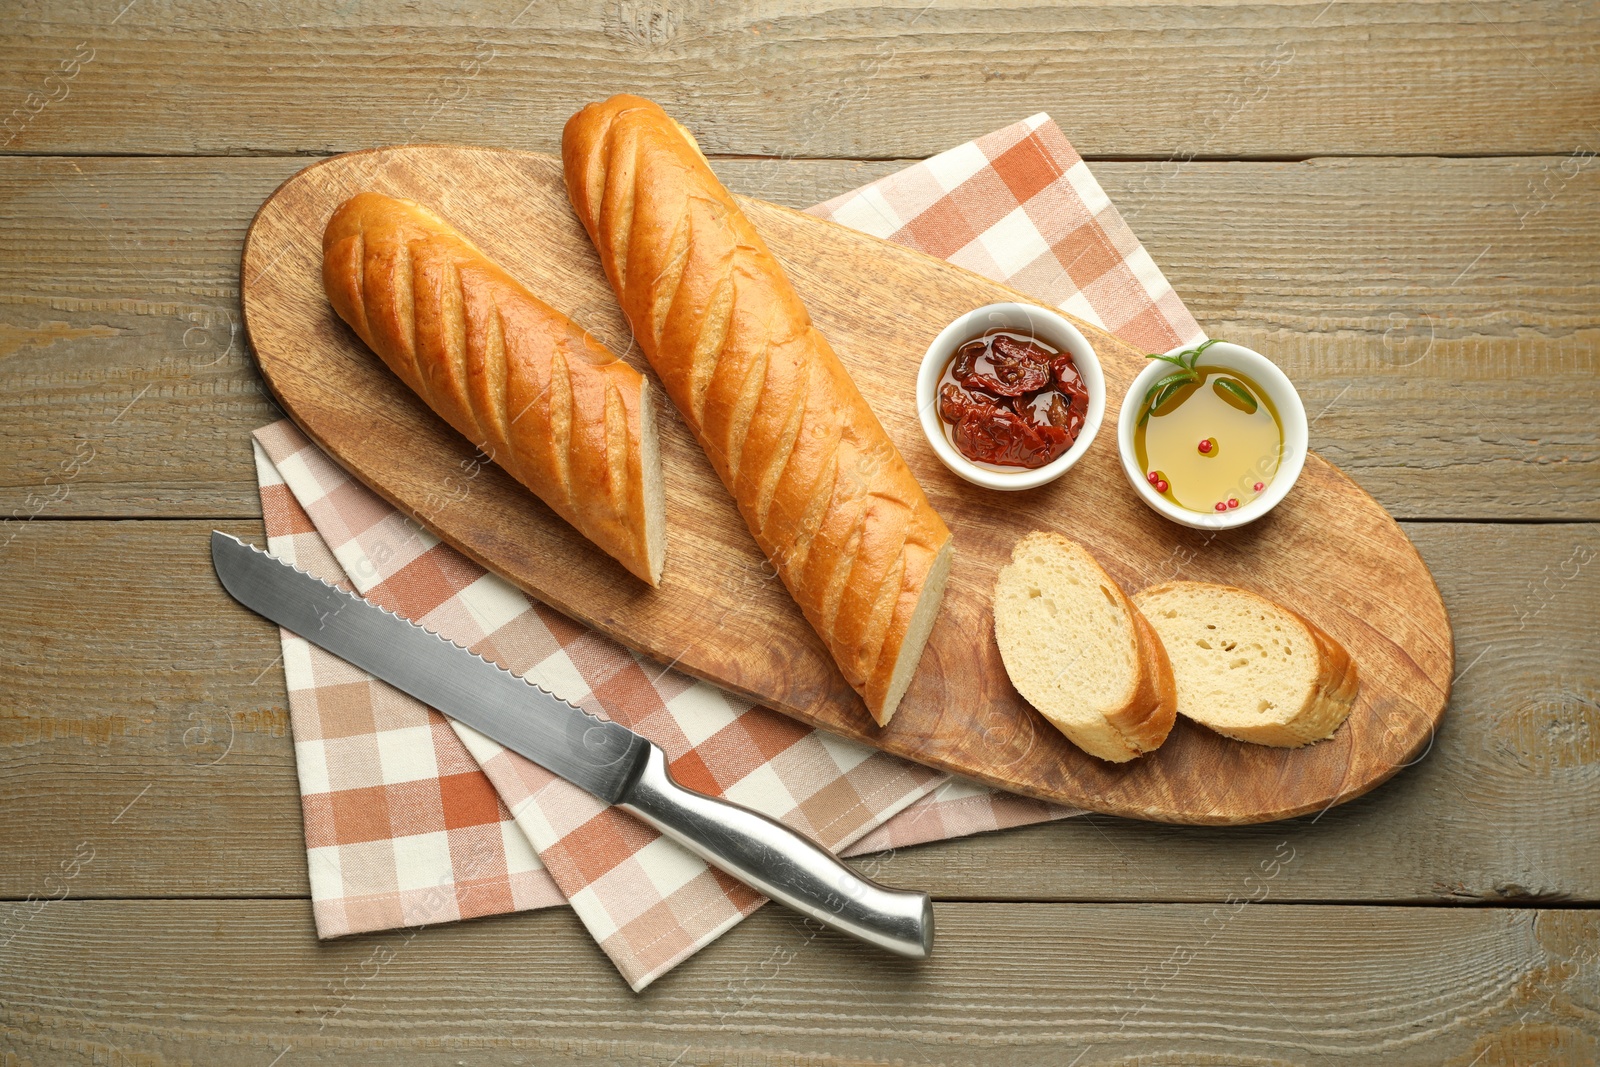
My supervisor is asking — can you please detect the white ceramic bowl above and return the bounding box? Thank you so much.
[1117,340,1308,530]
[916,302,1105,491]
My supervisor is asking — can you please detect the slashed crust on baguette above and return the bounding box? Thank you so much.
[993,532,1176,762]
[562,95,952,724]
[1133,581,1360,747]
[322,192,665,585]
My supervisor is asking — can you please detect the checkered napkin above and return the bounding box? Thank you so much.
[254,443,568,933]
[809,112,1205,354]
[252,112,1200,989]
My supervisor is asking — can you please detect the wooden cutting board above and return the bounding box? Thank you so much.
[240,145,1453,825]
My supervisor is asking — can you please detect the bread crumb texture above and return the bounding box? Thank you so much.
[1134,581,1356,747]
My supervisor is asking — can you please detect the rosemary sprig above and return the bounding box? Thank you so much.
[1138,338,1222,425]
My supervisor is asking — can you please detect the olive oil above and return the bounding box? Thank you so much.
[1135,368,1282,513]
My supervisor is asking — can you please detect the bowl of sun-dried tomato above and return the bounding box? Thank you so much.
[916,302,1106,491]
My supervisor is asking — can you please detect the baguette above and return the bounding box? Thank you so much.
[993,532,1176,762]
[1132,582,1359,747]
[322,192,665,585]
[562,95,953,724]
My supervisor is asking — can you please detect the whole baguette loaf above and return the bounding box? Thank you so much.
[562,95,953,724]
[322,192,665,585]
[1133,581,1359,747]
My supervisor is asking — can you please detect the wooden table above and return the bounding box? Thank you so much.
[2,3,1595,1063]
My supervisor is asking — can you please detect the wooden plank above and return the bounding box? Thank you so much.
[0,518,291,899]
[2,2,1597,158]
[2,520,1594,901]
[1,154,1594,521]
[1,900,1594,1065]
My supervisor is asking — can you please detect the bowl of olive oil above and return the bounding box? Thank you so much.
[1117,340,1307,530]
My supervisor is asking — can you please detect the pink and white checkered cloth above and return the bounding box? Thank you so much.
[810,113,1203,354]
[252,113,1200,990]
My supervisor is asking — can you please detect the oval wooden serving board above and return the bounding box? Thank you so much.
[241,145,1452,825]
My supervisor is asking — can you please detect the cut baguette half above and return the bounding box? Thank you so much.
[993,532,1177,762]
[1132,581,1359,747]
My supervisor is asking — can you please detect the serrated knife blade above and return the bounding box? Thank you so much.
[210,530,649,802]
[210,531,934,959]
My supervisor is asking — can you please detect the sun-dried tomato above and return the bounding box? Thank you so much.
[941,386,1069,468]
[936,330,1086,469]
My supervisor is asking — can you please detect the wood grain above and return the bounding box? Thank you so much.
[2,2,1597,158]
[3,155,1593,520]
[2,900,1595,1066]
[238,145,1454,824]
[3,520,1593,902]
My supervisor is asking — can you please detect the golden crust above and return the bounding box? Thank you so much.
[321,192,662,585]
[1117,599,1180,755]
[562,95,953,723]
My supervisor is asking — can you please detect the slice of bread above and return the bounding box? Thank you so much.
[1132,582,1359,747]
[993,532,1176,762]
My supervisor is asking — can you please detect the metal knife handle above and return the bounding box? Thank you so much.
[618,745,934,959]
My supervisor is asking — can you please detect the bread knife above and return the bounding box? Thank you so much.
[210,531,933,959]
